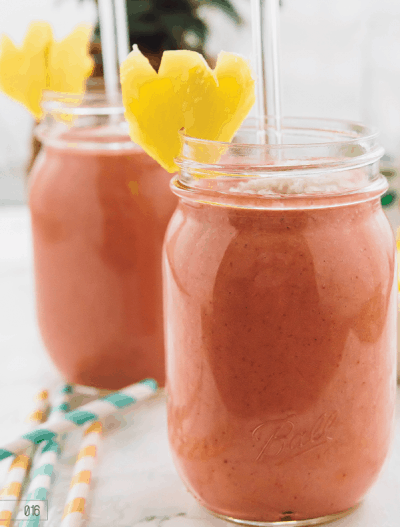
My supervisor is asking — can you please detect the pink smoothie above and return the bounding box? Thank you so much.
[29,144,177,389]
[163,188,397,522]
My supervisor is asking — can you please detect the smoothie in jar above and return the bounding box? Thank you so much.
[29,93,177,389]
[163,119,397,524]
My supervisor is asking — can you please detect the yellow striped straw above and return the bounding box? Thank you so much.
[25,390,50,426]
[0,389,49,527]
[61,421,102,527]
[19,384,74,527]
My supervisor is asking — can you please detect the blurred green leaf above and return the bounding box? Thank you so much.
[126,0,153,16]
[196,0,242,25]
[70,0,242,55]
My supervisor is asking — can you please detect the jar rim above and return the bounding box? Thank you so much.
[174,117,386,204]
[180,116,380,148]
[40,90,125,116]
[36,90,139,150]
[176,116,384,177]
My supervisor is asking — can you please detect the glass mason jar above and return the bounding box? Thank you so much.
[163,118,397,525]
[361,13,400,382]
[29,92,177,389]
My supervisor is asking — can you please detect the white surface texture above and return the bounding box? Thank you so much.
[0,205,399,527]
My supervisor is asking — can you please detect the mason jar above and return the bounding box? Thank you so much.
[163,118,397,525]
[29,92,177,389]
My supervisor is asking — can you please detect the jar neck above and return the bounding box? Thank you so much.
[171,173,387,210]
[35,114,137,151]
[35,91,137,151]
[174,117,386,207]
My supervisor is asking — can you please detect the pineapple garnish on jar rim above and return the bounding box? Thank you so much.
[120,45,256,173]
[0,21,93,120]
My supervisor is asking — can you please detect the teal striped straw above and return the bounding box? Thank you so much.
[0,379,158,462]
[0,389,50,527]
[17,384,73,527]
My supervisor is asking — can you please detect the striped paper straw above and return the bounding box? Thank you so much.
[61,421,102,527]
[50,384,73,419]
[26,390,50,426]
[0,455,31,527]
[0,379,157,462]
[0,390,50,527]
[18,384,73,527]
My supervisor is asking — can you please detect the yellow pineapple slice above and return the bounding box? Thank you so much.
[0,22,51,120]
[47,24,94,94]
[120,47,255,173]
[0,22,93,119]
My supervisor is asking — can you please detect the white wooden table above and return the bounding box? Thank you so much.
[0,205,399,527]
